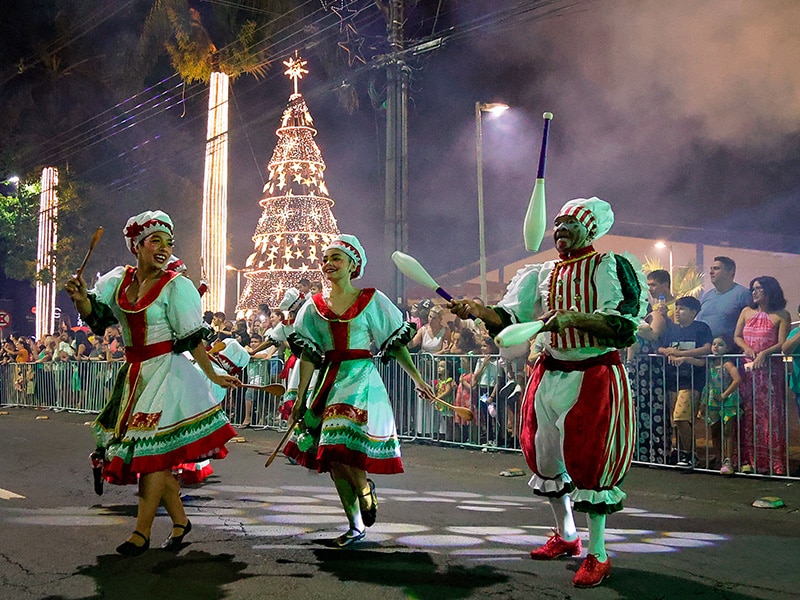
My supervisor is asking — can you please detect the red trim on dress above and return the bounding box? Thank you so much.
[174,461,214,485]
[102,423,237,485]
[284,441,404,475]
[116,266,179,313]
[312,288,376,322]
[125,340,173,363]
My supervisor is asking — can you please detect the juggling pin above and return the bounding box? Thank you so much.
[391,252,478,319]
[391,251,456,302]
[495,320,544,348]
[523,112,553,252]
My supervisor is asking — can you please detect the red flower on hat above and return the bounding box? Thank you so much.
[124,221,146,240]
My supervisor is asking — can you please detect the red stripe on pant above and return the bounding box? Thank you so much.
[520,352,632,492]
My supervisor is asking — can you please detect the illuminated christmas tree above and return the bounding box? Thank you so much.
[236,55,340,314]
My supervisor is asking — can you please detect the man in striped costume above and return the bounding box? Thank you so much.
[450,197,646,588]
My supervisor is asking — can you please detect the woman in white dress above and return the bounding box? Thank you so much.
[284,234,435,547]
[64,210,240,556]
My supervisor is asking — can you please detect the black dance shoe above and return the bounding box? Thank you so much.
[116,531,149,557]
[161,520,192,550]
[359,479,378,527]
[90,450,104,496]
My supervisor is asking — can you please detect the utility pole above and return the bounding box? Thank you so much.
[382,0,409,307]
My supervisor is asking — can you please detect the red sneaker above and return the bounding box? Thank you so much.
[573,554,611,588]
[530,531,582,560]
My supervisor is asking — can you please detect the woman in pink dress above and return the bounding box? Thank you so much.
[733,276,790,475]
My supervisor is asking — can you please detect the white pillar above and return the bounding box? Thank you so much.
[36,167,58,339]
[201,71,229,313]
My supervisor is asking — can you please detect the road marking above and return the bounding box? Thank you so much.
[0,488,25,500]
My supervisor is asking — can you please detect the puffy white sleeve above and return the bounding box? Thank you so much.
[90,266,127,306]
[495,262,552,324]
[366,290,415,353]
[164,275,206,340]
[289,299,326,364]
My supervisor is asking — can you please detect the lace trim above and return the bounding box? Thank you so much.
[288,332,324,367]
[379,322,416,363]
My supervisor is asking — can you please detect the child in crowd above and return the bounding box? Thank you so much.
[434,359,456,440]
[679,336,741,474]
[658,296,713,467]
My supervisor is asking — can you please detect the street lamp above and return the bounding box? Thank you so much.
[475,101,509,304]
[654,241,674,292]
[225,265,243,307]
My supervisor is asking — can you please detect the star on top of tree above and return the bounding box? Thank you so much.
[283,53,309,95]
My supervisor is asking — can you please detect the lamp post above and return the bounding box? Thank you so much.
[654,241,674,292]
[475,102,509,304]
[225,265,243,311]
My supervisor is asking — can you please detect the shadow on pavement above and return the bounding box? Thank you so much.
[608,567,765,599]
[313,548,511,600]
[41,551,254,600]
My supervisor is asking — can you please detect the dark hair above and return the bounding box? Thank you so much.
[713,256,736,275]
[713,334,734,351]
[298,278,310,286]
[749,276,787,311]
[647,269,671,286]
[481,336,499,353]
[456,330,479,353]
[675,296,701,313]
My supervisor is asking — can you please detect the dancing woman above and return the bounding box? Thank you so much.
[64,210,240,556]
[284,234,435,547]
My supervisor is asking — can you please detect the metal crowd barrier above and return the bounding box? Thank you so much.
[380,352,524,452]
[0,358,285,428]
[2,351,799,479]
[629,353,799,478]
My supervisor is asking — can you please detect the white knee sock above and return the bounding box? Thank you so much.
[333,478,365,533]
[549,495,577,541]
[585,512,607,561]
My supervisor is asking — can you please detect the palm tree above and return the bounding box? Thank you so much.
[642,256,704,298]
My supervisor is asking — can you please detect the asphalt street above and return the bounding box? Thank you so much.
[1,407,799,600]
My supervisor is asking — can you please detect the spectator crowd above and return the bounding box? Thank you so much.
[2,254,799,477]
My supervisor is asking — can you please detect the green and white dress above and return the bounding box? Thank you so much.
[284,289,413,474]
[88,265,236,485]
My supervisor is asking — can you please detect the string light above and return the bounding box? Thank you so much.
[36,168,58,339]
[201,71,230,313]
[237,56,340,315]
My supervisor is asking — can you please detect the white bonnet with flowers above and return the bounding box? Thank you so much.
[554,197,614,246]
[123,210,174,255]
[325,234,367,279]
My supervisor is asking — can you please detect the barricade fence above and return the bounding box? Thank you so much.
[0,358,286,429]
[2,352,799,478]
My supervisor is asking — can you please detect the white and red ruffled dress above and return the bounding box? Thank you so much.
[89,266,236,485]
[284,289,413,474]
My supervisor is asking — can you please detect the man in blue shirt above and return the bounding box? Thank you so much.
[696,256,751,340]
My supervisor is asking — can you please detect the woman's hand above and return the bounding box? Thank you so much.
[752,350,769,369]
[290,398,306,423]
[415,382,436,402]
[209,373,241,389]
[64,274,92,316]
